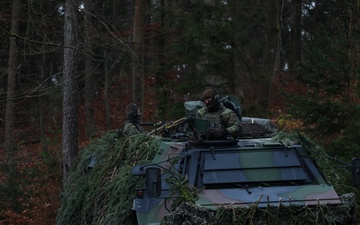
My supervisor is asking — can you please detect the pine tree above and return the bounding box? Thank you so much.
[289,1,360,157]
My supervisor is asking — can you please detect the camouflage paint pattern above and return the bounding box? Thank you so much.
[132,137,343,225]
[197,103,242,137]
[121,121,144,136]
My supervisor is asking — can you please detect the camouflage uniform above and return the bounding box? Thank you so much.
[121,120,144,136]
[119,103,144,137]
[197,103,242,138]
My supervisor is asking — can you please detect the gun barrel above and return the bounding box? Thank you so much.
[139,121,163,126]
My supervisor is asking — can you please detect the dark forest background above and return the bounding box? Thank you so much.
[1,0,360,224]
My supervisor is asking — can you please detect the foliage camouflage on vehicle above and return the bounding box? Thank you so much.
[56,102,357,225]
[55,133,159,225]
[132,126,356,225]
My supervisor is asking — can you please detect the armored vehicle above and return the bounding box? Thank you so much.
[131,99,356,225]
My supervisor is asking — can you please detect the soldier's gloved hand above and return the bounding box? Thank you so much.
[210,127,227,139]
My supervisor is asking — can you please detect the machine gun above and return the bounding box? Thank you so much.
[146,95,243,139]
[147,117,187,136]
[138,121,164,127]
[146,116,213,141]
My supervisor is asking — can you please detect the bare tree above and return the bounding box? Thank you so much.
[229,0,246,102]
[289,0,302,70]
[4,0,21,209]
[132,0,145,109]
[62,0,79,181]
[5,0,20,168]
[83,0,95,138]
[259,0,281,114]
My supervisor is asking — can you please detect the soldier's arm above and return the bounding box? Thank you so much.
[223,110,242,136]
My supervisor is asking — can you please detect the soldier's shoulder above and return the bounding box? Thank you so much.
[222,107,235,115]
[221,107,240,120]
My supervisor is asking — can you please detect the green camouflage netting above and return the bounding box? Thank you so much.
[161,194,355,225]
[56,132,159,225]
[56,131,357,225]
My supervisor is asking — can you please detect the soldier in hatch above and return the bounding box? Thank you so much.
[119,103,144,136]
[196,88,242,139]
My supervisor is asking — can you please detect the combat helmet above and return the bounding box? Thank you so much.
[126,103,140,122]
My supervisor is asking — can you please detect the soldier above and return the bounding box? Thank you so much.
[119,103,144,137]
[196,88,242,139]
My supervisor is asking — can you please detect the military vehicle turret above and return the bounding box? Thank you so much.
[131,98,357,225]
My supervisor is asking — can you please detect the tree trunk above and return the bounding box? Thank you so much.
[230,0,246,102]
[154,0,167,120]
[4,0,20,209]
[132,0,145,109]
[289,0,302,70]
[259,0,280,115]
[84,0,95,138]
[62,0,78,182]
[5,0,20,155]
[38,43,48,149]
[104,50,111,130]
